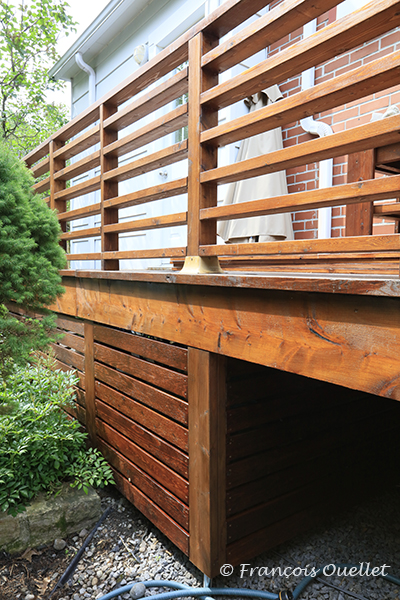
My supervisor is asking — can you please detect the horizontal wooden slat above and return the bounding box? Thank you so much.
[56,315,85,336]
[93,324,187,371]
[201,114,400,186]
[201,174,400,222]
[54,175,101,202]
[61,226,101,241]
[104,68,188,132]
[53,125,100,161]
[104,178,188,211]
[374,202,400,219]
[32,156,50,178]
[96,419,188,502]
[202,0,400,110]
[104,141,188,183]
[202,0,339,73]
[33,176,50,194]
[94,343,188,398]
[98,438,189,530]
[66,252,102,262]
[51,343,85,371]
[54,150,100,181]
[103,212,187,235]
[96,382,188,450]
[63,401,86,426]
[57,330,85,354]
[24,139,50,167]
[52,359,85,391]
[104,104,188,158]
[96,399,188,477]
[200,234,400,257]
[58,202,101,223]
[102,247,187,260]
[95,362,188,425]
[202,52,400,147]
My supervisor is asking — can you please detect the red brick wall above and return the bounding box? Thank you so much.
[268,4,400,239]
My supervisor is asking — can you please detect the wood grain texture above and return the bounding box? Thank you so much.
[54,150,100,182]
[53,125,100,161]
[346,151,375,236]
[55,277,400,401]
[84,321,97,445]
[103,178,188,211]
[188,349,226,578]
[100,103,119,270]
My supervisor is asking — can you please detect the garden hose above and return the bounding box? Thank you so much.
[92,565,400,600]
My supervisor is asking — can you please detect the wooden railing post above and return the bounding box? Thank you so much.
[50,139,67,250]
[100,103,119,270]
[84,320,97,445]
[185,32,222,273]
[345,150,375,236]
[188,348,226,577]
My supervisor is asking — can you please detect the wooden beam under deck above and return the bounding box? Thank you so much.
[51,275,400,402]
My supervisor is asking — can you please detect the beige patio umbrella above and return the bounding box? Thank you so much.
[217,85,294,243]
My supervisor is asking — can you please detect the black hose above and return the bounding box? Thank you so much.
[47,505,113,598]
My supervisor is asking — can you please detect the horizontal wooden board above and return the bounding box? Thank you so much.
[63,400,86,426]
[111,469,189,554]
[202,52,400,147]
[56,314,85,336]
[51,343,85,372]
[33,176,50,194]
[93,324,187,371]
[104,104,188,158]
[98,438,188,529]
[94,362,188,425]
[54,175,101,203]
[96,419,188,502]
[103,212,187,235]
[201,0,400,109]
[201,116,400,187]
[61,226,101,241]
[53,125,100,161]
[52,359,85,391]
[102,247,187,260]
[57,330,85,354]
[104,141,187,183]
[96,399,188,477]
[58,202,101,224]
[54,150,100,182]
[103,178,188,211]
[32,156,50,178]
[96,382,188,449]
[94,342,188,398]
[104,68,188,132]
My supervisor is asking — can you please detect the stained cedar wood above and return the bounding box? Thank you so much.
[53,359,86,391]
[97,438,189,529]
[202,0,339,73]
[54,278,400,400]
[96,400,188,478]
[374,203,400,218]
[56,314,85,336]
[202,52,400,147]
[94,343,187,398]
[93,323,187,371]
[34,176,50,194]
[95,382,188,449]
[31,155,50,178]
[66,247,186,262]
[54,176,101,202]
[103,178,188,211]
[103,141,188,183]
[346,151,375,236]
[201,0,400,109]
[84,322,97,445]
[61,227,101,241]
[201,174,400,221]
[64,402,86,426]
[201,116,400,186]
[54,150,100,182]
[58,330,85,354]
[101,104,119,271]
[96,419,188,502]
[50,343,85,372]
[227,407,398,490]
[104,68,188,132]
[103,212,187,235]
[188,349,226,578]
[53,125,100,162]
[104,104,188,159]
[110,470,189,554]
[58,203,101,224]
[187,33,218,256]
[94,363,188,425]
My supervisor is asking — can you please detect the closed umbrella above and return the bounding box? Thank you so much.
[217,85,294,243]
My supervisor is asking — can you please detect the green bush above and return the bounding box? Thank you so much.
[0,358,114,516]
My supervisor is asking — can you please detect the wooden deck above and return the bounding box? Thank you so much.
[24,0,400,578]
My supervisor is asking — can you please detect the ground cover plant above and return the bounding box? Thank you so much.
[0,356,114,516]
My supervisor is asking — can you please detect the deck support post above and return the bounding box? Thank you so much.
[84,321,97,445]
[187,31,221,271]
[100,103,119,270]
[188,348,226,578]
[346,150,375,236]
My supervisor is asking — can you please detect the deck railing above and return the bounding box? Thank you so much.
[24,0,400,276]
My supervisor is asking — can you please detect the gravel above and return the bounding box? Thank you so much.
[48,485,400,600]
